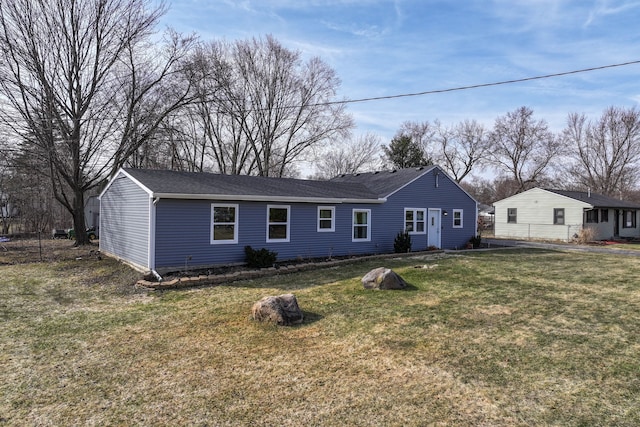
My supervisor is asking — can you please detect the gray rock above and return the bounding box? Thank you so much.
[361,267,408,290]
[251,293,304,325]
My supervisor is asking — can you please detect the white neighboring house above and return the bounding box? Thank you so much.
[84,196,100,231]
[493,188,640,242]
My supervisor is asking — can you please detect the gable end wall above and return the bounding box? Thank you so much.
[100,174,151,270]
[494,189,589,241]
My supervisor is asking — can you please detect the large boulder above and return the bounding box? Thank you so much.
[251,293,304,326]
[361,267,408,290]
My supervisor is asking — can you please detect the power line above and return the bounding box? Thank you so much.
[324,59,640,106]
[1,59,638,122]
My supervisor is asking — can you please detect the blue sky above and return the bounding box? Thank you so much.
[160,0,640,141]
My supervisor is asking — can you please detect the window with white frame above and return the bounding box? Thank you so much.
[317,206,335,232]
[452,209,463,228]
[211,204,238,244]
[404,208,426,234]
[352,209,371,241]
[267,205,290,242]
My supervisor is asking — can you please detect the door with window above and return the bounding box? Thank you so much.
[427,208,441,248]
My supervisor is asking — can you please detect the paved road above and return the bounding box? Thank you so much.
[482,238,640,257]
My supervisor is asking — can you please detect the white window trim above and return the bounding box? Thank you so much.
[452,209,463,228]
[317,206,335,232]
[266,205,290,242]
[404,208,427,235]
[210,204,239,245]
[352,208,371,242]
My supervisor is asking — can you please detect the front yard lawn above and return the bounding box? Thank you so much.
[1,247,639,425]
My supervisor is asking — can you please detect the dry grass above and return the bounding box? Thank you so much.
[1,243,639,426]
[0,238,101,265]
[574,226,597,244]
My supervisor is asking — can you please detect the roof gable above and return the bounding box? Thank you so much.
[330,165,437,198]
[331,165,477,204]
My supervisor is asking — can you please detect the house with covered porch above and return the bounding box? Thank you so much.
[493,188,640,242]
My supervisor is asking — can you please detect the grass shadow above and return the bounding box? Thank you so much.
[402,283,419,291]
[300,310,324,325]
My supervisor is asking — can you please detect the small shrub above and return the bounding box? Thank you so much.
[470,235,482,249]
[575,227,596,244]
[244,246,278,268]
[394,230,412,253]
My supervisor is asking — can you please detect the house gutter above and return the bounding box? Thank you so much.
[150,193,386,204]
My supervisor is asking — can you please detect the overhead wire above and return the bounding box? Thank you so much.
[319,59,640,107]
[0,59,638,122]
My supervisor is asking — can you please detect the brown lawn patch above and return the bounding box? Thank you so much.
[1,248,639,425]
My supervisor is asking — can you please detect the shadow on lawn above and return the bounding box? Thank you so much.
[300,310,324,325]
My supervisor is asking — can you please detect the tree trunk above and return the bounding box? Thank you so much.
[72,189,89,245]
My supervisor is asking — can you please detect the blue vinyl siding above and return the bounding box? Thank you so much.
[380,170,476,251]
[154,200,382,269]
[99,174,150,269]
[152,168,476,270]
[103,167,477,271]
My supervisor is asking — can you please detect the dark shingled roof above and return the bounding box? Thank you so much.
[330,165,436,198]
[123,168,381,201]
[545,189,640,209]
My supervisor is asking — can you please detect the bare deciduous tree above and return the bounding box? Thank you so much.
[0,0,195,244]
[395,119,487,181]
[397,120,436,155]
[181,36,353,177]
[489,106,559,193]
[312,133,382,179]
[434,119,489,183]
[562,106,640,197]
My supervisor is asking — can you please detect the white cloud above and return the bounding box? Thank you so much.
[584,0,640,27]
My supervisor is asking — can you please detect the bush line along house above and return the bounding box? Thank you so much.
[493,187,640,242]
[99,166,478,274]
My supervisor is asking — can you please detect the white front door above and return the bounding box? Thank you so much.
[427,208,441,248]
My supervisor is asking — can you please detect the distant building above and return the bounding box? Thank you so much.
[493,187,640,242]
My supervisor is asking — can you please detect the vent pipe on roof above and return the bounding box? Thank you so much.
[588,188,591,198]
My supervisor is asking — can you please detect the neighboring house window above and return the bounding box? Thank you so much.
[507,208,517,224]
[405,208,426,234]
[553,208,565,225]
[317,206,335,232]
[585,209,599,223]
[623,210,637,228]
[267,205,290,242]
[452,209,463,228]
[600,209,609,222]
[352,209,371,241]
[211,204,238,244]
